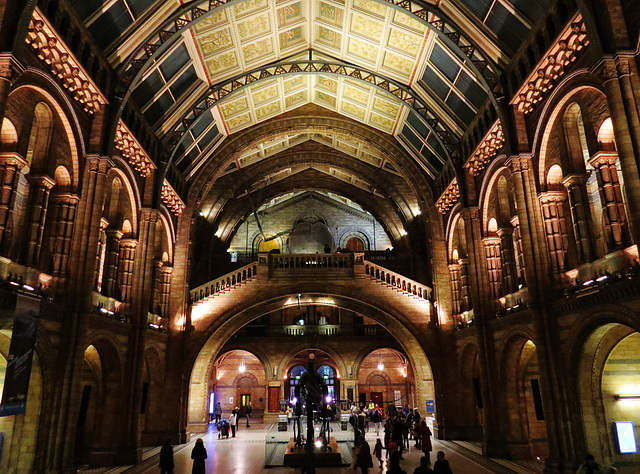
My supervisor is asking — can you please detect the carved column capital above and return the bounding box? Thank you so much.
[561,173,589,188]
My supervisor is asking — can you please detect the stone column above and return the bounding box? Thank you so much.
[23,174,56,266]
[448,263,461,317]
[497,227,517,294]
[510,216,526,286]
[48,193,79,277]
[483,236,502,300]
[562,174,594,264]
[94,218,108,291]
[159,265,173,326]
[0,152,26,254]
[589,151,629,250]
[117,238,138,316]
[102,229,123,298]
[458,258,472,315]
[598,58,640,244]
[538,192,570,273]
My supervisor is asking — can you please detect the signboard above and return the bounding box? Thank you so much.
[0,295,39,417]
[614,422,638,454]
[425,399,435,414]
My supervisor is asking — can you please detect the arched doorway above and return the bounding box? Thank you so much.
[501,337,548,460]
[578,324,640,469]
[357,348,413,413]
[284,349,340,414]
[211,350,266,423]
[345,237,364,252]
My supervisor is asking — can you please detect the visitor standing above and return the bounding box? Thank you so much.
[245,403,252,427]
[432,451,453,474]
[159,438,174,474]
[191,438,207,474]
[229,410,237,437]
[214,402,222,424]
[373,438,384,468]
[418,420,432,465]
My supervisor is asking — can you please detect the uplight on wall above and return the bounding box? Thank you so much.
[614,395,640,401]
[377,362,384,371]
[238,362,246,373]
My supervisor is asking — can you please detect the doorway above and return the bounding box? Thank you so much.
[240,393,250,417]
[371,392,383,407]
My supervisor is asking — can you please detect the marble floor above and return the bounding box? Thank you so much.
[120,421,545,474]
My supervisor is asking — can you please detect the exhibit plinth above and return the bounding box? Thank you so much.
[283,438,343,467]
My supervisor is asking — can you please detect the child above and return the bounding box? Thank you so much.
[373,438,384,468]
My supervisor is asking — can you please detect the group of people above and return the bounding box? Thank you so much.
[212,401,253,437]
[348,402,453,474]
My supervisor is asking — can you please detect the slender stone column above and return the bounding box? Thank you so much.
[117,238,138,316]
[102,229,123,298]
[458,258,472,315]
[94,218,109,291]
[0,152,26,254]
[48,193,79,277]
[159,265,173,326]
[510,216,525,286]
[562,174,594,263]
[589,151,629,250]
[448,263,462,317]
[483,236,502,299]
[497,227,517,294]
[539,192,570,273]
[23,175,56,266]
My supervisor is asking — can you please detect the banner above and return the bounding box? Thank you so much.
[0,294,39,417]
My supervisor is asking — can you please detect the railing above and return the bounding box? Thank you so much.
[268,253,355,270]
[364,261,432,302]
[190,262,258,304]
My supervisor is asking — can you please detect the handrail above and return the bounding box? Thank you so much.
[268,253,355,269]
[190,261,258,304]
[364,260,432,302]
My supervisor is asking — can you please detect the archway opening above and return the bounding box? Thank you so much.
[358,348,414,414]
[579,324,640,469]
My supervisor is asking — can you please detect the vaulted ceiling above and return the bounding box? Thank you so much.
[67,0,552,224]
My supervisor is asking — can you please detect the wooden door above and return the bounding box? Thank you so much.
[371,392,383,407]
[268,386,280,412]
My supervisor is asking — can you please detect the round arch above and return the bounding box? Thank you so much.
[187,292,437,428]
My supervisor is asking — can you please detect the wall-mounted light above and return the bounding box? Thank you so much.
[239,362,246,373]
[377,362,384,371]
[614,395,640,401]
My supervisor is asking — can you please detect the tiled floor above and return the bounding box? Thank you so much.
[128,422,544,474]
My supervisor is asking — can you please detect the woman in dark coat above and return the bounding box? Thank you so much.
[191,438,207,474]
[159,438,174,474]
[418,420,433,465]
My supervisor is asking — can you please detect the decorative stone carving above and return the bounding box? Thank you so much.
[435,178,459,214]
[25,8,107,114]
[464,121,505,176]
[161,179,186,216]
[114,120,156,177]
[512,13,589,114]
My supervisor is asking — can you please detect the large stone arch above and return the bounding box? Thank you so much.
[351,341,406,380]
[213,346,273,382]
[564,304,640,465]
[186,291,437,429]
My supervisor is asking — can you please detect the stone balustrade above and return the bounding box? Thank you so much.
[364,261,432,302]
[190,262,258,304]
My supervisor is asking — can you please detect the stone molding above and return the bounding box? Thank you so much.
[25,8,107,114]
[114,120,156,178]
[511,13,589,114]
[435,178,459,214]
[464,121,505,176]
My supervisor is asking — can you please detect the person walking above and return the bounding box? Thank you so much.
[432,451,452,474]
[355,435,372,474]
[159,438,174,474]
[214,402,222,424]
[191,438,207,474]
[229,410,237,437]
[373,405,383,435]
[245,403,252,427]
[373,438,384,468]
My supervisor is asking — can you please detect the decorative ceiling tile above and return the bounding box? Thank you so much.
[285,89,308,108]
[372,97,399,117]
[350,13,385,42]
[352,0,387,19]
[200,29,234,57]
[316,75,338,93]
[206,51,239,75]
[392,9,425,33]
[317,1,344,27]
[340,101,366,120]
[315,25,342,49]
[343,84,369,105]
[277,2,304,28]
[237,13,271,42]
[279,25,306,49]
[382,51,414,78]
[242,37,275,62]
[347,37,377,63]
[256,101,282,120]
[221,96,249,118]
[252,81,280,105]
[388,28,422,56]
[283,75,306,93]
[194,10,230,34]
[233,0,269,19]
[226,112,253,131]
[315,90,337,108]
[369,112,395,133]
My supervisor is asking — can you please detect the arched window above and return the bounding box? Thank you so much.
[25,102,53,170]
